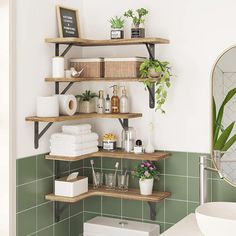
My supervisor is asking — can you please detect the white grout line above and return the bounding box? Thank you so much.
[186,153,189,214]
[16,175,55,188]
[16,201,50,215]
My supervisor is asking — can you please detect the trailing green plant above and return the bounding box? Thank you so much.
[76,90,98,102]
[140,59,171,113]
[213,87,236,152]
[132,161,160,180]
[124,8,148,28]
[109,16,125,29]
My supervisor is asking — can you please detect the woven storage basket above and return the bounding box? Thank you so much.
[104,57,146,78]
[70,58,104,78]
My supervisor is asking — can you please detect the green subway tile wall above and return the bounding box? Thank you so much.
[16,151,236,235]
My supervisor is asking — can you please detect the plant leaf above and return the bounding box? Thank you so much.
[222,134,236,152]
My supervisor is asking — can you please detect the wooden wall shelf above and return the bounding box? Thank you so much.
[46,186,171,203]
[45,150,169,162]
[25,112,142,123]
[45,37,169,46]
[45,77,159,83]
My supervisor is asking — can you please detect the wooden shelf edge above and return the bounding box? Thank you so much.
[45,77,159,83]
[45,150,169,162]
[45,187,171,203]
[45,37,170,46]
[25,112,142,122]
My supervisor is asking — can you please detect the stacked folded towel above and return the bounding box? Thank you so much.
[50,124,99,157]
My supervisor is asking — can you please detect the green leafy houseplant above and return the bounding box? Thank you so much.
[75,90,98,101]
[132,161,160,181]
[124,8,148,28]
[213,87,236,153]
[109,16,125,29]
[140,59,171,113]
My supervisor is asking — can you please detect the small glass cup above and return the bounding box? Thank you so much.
[105,173,116,189]
[93,172,103,189]
[117,174,129,191]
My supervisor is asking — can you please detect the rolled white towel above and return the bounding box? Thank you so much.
[50,141,98,152]
[50,132,99,144]
[62,124,92,135]
[50,146,99,157]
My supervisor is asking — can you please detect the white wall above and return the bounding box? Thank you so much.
[17,0,236,158]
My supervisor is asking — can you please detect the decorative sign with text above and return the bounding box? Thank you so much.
[56,6,80,38]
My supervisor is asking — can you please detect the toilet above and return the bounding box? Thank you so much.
[84,216,160,236]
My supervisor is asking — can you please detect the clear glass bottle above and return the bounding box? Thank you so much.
[121,127,135,152]
[120,86,129,113]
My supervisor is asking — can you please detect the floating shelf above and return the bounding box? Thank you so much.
[45,77,159,83]
[46,186,171,203]
[25,112,142,123]
[45,37,169,46]
[45,150,169,162]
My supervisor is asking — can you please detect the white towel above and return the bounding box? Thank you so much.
[62,124,92,135]
[50,132,99,144]
[50,141,98,152]
[50,147,99,157]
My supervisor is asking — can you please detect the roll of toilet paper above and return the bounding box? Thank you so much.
[52,57,65,78]
[37,96,59,117]
[57,95,77,116]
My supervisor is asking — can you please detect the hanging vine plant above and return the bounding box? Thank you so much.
[140,59,172,113]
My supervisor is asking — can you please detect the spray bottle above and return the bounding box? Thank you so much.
[110,85,120,113]
[120,86,129,113]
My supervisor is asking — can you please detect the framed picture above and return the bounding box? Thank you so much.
[56,5,80,38]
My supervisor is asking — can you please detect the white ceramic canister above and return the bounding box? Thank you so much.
[52,57,65,78]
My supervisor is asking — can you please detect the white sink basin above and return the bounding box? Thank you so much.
[196,202,236,236]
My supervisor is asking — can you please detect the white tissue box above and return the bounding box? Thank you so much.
[55,176,88,197]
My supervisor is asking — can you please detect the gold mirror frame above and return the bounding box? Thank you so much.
[211,44,236,188]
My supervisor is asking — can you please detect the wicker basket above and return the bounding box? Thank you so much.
[70,58,104,78]
[104,57,146,78]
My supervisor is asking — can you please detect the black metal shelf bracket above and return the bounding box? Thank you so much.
[34,121,53,149]
[148,202,157,220]
[118,118,129,129]
[55,202,69,222]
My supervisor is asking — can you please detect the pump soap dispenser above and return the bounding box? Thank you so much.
[120,86,129,113]
[110,85,120,114]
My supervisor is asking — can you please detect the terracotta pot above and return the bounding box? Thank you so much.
[139,178,154,195]
[78,100,95,113]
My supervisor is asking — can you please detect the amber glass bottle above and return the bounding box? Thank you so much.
[111,85,120,113]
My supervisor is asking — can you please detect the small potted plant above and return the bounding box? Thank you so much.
[76,90,97,113]
[140,59,172,113]
[132,161,159,195]
[109,16,125,39]
[124,8,148,38]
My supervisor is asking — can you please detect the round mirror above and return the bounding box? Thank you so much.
[212,45,236,187]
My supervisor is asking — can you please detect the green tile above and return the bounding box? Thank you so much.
[165,152,187,176]
[102,196,121,216]
[83,167,94,184]
[165,175,187,200]
[17,156,36,185]
[37,202,53,230]
[143,201,164,222]
[122,199,142,219]
[55,219,69,236]
[37,154,53,179]
[165,199,187,224]
[17,182,36,212]
[56,203,69,222]
[84,157,101,168]
[122,159,142,171]
[70,160,84,171]
[70,201,83,216]
[70,213,83,236]
[102,157,121,170]
[187,153,200,177]
[157,159,165,174]
[188,177,199,202]
[212,179,236,202]
[84,212,101,222]
[153,176,165,192]
[84,196,101,212]
[37,177,53,204]
[37,226,53,236]
[188,202,199,214]
[165,223,174,231]
[128,174,139,188]
[17,208,36,236]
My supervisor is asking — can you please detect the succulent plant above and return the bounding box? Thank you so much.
[124,8,148,28]
[76,90,98,102]
[109,16,125,29]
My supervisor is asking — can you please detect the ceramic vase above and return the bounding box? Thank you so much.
[139,178,154,195]
[78,100,95,113]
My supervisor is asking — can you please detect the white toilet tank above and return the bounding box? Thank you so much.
[84,216,160,236]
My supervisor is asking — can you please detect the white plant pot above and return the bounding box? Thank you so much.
[139,178,154,195]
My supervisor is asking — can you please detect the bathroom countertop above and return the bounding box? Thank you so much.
[161,214,203,236]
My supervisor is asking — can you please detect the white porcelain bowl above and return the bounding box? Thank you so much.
[196,202,236,236]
